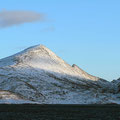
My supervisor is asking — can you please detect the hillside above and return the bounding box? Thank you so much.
[0,45,119,104]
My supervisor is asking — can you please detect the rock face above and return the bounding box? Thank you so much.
[0,45,119,104]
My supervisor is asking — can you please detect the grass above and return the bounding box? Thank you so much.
[0,104,120,120]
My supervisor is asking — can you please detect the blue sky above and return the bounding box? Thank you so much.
[0,0,120,81]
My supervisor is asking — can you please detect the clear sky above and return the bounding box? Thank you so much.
[0,0,120,81]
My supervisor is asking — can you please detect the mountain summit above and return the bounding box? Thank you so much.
[0,45,119,104]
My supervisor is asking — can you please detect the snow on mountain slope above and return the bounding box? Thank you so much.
[0,45,119,104]
[0,90,22,99]
[72,64,99,81]
[112,78,120,93]
[0,90,37,104]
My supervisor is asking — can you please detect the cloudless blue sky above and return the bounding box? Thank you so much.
[0,0,120,81]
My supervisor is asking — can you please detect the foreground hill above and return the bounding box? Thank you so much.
[0,45,119,104]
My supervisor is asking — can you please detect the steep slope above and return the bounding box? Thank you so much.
[0,45,118,104]
[72,64,99,81]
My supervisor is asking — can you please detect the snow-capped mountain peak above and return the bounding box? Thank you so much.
[0,45,119,104]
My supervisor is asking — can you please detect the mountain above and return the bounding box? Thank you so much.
[0,45,119,104]
[117,78,120,81]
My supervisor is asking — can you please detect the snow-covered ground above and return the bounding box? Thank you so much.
[0,45,119,104]
[0,90,38,104]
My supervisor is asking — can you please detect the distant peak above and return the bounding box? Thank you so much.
[0,44,59,67]
[23,44,48,52]
[11,44,59,64]
[117,78,120,80]
[16,44,54,56]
